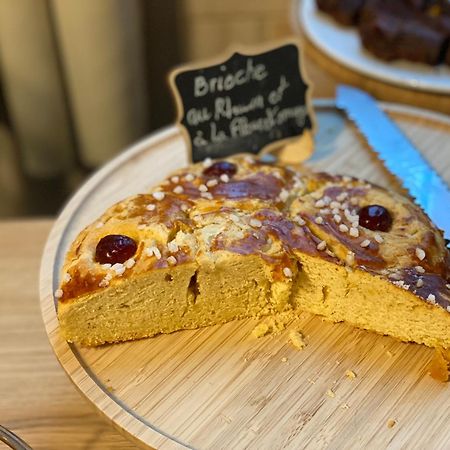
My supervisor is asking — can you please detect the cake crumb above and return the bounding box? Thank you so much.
[281,357,288,363]
[387,419,397,429]
[428,347,450,382]
[251,312,294,339]
[386,350,393,357]
[271,313,293,333]
[252,323,270,338]
[289,330,307,350]
[340,403,350,410]
[220,414,232,424]
[326,389,335,398]
[345,370,357,380]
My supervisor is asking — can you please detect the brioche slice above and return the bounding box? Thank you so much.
[56,156,450,348]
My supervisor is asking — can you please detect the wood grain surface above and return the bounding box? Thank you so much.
[0,219,136,450]
[39,103,450,449]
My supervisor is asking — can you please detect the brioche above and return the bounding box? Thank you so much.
[56,155,450,348]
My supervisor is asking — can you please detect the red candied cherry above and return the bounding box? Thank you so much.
[95,234,137,264]
[203,161,237,178]
[358,205,393,232]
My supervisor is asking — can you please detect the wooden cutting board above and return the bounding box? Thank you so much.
[40,101,450,450]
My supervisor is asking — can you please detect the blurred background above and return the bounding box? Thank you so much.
[0,0,292,217]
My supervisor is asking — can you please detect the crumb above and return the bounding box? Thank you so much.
[220,414,232,424]
[251,312,295,338]
[281,357,288,363]
[387,419,397,429]
[335,360,341,365]
[307,378,316,385]
[386,350,393,357]
[252,323,270,338]
[345,370,357,380]
[289,330,307,350]
[340,403,350,410]
[267,317,285,334]
[272,311,295,333]
[326,389,335,398]
[428,347,450,382]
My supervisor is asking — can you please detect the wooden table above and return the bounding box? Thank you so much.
[0,220,136,450]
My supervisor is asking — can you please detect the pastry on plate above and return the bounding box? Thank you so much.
[316,0,366,25]
[316,0,450,66]
[55,156,450,349]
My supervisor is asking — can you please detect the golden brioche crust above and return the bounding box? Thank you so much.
[60,156,450,309]
[57,155,450,316]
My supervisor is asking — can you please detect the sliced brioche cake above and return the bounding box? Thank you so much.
[56,155,450,348]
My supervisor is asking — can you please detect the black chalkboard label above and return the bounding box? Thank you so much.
[170,42,313,162]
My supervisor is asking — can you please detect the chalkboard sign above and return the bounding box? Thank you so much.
[170,42,314,162]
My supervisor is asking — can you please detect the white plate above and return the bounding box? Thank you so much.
[296,0,450,93]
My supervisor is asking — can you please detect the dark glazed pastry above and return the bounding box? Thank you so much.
[359,0,450,65]
[317,0,450,66]
[316,0,366,25]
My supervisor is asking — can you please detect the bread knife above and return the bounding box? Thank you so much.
[336,85,450,240]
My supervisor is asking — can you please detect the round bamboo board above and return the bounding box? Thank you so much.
[40,101,450,450]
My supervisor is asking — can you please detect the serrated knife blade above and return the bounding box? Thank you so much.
[336,85,450,239]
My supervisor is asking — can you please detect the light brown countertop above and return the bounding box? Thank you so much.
[0,219,136,450]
